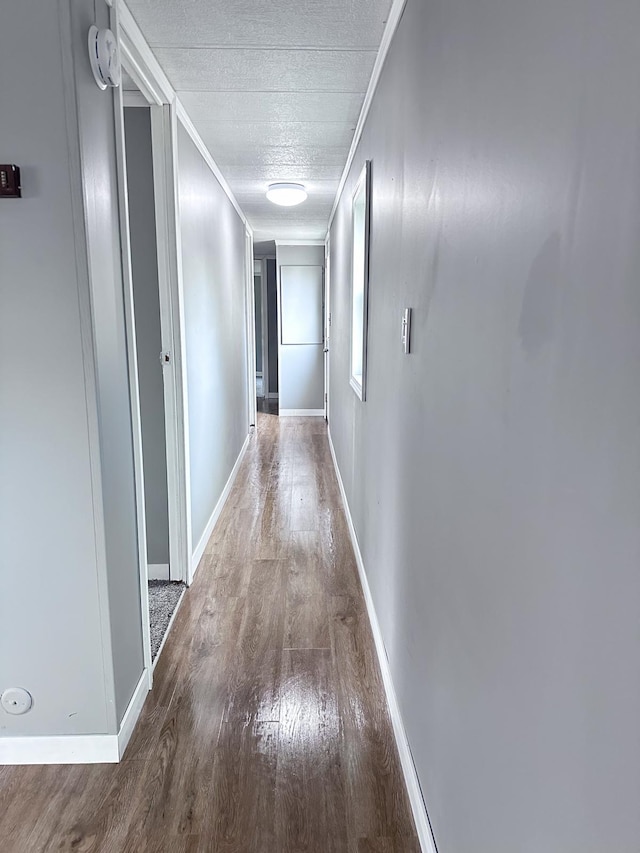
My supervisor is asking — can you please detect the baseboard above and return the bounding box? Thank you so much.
[279,408,325,417]
[0,733,119,765]
[327,428,437,853]
[0,669,150,765]
[148,563,169,580]
[117,669,149,758]
[190,433,251,580]
[266,392,279,400]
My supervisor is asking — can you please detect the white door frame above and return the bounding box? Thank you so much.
[245,231,257,428]
[324,237,330,422]
[112,2,191,685]
[263,256,278,399]
[253,258,268,398]
[151,103,191,588]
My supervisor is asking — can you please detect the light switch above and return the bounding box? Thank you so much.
[401,308,412,354]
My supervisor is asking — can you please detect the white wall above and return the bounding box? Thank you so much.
[177,125,249,552]
[328,0,640,850]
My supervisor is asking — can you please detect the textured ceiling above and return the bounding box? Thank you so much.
[126,0,393,240]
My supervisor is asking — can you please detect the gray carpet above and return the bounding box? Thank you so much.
[148,580,185,661]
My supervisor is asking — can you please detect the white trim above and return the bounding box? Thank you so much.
[327,428,437,853]
[148,563,170,580]
[326,0,408,236]
[168,102,194,581]
[266,392,279,400]
[0,734,119,766]
[151,104,191,586]
[245,229,258,428]
[152,586,187,670]
[324,236,331,422]
[111,12,154,686]
[117,669,149,758]
[190,433,251,580]
[175,101,251,233]
[274,239,326,246]
[279,408,325,417]
[118,1,174,105]
[0,669,150,765]
[255,258,269,399]
[276,253,283,414]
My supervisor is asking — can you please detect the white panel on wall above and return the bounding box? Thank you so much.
[281,265,323,345]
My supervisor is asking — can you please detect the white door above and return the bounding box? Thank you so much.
[279,265,325,415]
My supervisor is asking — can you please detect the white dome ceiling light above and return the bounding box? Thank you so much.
[266,183,308,207]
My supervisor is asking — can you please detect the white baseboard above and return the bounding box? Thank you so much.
[0,733,119,765]
[117,669,149,758]
[279,408,325,417]
[148,563,169,580]
[0,668,150,765]
[190,433,251,580]
[266,392,279,400]
[327,428,437,853]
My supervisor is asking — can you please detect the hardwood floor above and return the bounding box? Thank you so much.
[0,413,419,852]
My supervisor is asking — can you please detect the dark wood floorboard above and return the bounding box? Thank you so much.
[0,412,418,852]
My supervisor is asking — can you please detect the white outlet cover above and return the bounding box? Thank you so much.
[1,687,33,715]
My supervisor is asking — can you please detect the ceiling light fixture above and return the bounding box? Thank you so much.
[266,183,307,206]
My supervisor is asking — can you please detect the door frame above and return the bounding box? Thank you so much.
[253,258,269,399]
[324,236,331,422]
[263,256,278,399]
[245,230,257,428]
[112,2,191,684]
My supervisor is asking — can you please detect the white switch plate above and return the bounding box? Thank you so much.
[401,308,412,354]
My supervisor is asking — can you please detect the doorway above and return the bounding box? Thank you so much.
[254,251,279,415]
[254,260,266,400]
[122,99,185,663]
[114,61,191,679]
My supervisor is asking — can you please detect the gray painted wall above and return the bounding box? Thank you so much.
[177,126,249,551]
[277,245,324,411]
[328,1,640,850]
[0,0,112,737]
[124,107,170,567]
[0,0,145,735]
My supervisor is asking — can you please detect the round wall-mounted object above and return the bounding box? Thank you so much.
[1,687,33,716]
[88,26,121,90]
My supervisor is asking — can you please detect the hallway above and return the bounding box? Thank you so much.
[0,413,418,852]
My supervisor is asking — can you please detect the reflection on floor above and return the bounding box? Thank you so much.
[148,580,185,661]
[257,395,278,415]
[0,413,419,851]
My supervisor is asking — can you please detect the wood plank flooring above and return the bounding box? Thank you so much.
[0,413,419,852]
